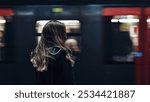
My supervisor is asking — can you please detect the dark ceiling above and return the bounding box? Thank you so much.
[0,0,149,5]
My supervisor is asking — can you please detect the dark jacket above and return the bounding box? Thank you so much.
[36,47,73,85]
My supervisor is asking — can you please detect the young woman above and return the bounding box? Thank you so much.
[31,20,74,85]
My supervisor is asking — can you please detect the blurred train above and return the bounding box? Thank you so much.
[0,5,149,85]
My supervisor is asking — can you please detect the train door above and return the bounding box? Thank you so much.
[142,8,150,84]
[102,8,142,84]
[0,8,14,84]
[0,8,14,62]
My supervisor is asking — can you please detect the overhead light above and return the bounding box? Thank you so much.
[36,21,48,25]
[119,19,139,23]
[0,20,6,23]
[111,19,119,23]
[146,19,150,22]
[127,15,135,18]
[36,20,80,26]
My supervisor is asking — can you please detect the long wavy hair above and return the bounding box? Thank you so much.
[31,20,74,72]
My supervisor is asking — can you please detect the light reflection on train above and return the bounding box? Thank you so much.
[0,16,5,61]
[0,5,150,85]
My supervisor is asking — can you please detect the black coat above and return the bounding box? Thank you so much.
[36,47,73,85]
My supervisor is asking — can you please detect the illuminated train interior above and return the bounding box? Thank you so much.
[0,5,150,84]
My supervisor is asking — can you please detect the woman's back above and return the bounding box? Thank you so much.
[36,47,73,85]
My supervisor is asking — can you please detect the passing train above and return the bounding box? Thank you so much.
[0,5,149,85]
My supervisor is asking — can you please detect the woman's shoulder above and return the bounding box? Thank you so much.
[48,46,68,57]
[49,46,62,55]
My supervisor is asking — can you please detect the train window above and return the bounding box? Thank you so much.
[36,20,80,34]
[35,20,81,52]
[103,15,139,63]
[0,16,6,61]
